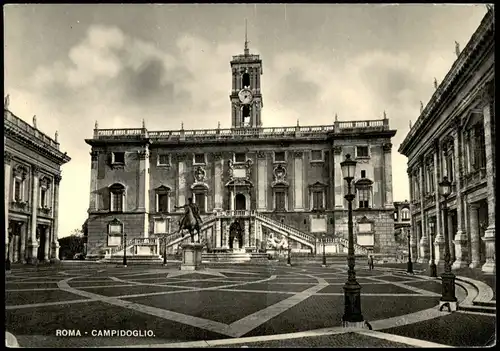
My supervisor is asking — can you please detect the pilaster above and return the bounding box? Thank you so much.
[88,151,99,212]
[333,146,344,208]
[215,219,221,248]
[29,166,40,264]
[177,154,186,211]
[418,160,429,263]
[433,140,445,266]
[4,151,12,255]
[257,151,267,210]
[383,143,393,208]
[451,120,469,269]
[43,227,50,261]
[51,175,61,261]
[468,203,481,268]
[480,81,495,273]
[293,151,304,210]
[138,148,150,237]
[213,153,223,211]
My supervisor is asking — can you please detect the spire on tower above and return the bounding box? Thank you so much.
[244,19,250,55]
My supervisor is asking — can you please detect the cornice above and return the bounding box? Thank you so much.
[399,11,494,155]
[5,127,71,165]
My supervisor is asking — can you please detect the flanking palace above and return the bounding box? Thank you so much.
[85,41,398,260]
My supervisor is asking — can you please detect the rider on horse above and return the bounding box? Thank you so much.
[175,198,203,242]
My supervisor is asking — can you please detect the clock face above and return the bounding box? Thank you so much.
[238,89,253,104]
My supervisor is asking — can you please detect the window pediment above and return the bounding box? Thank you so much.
[109,183,125,193]
[355,178,373,187]
[191,182,209,191]
[156,185,171,193]
[357,215,373,224]
[309,181,327,190]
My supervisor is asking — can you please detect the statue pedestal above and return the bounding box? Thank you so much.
[180,243,204,271]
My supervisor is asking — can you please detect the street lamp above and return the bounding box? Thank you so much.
[407,228,414,274]
[123,232,127,267]
[322,234,327,267]
[163,234,168,266]
[429,221,437,278]
[340,154,366,328]
[438,176,457,312]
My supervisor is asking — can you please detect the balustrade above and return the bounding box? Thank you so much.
[4,110,60,150]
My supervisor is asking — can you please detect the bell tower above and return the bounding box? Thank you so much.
[229,20,263,129]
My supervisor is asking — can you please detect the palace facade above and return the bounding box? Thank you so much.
[85,42,398,259]
[399,8,495,273]
[4,99,71,264]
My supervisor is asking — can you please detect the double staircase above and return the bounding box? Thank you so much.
[90,210,369,262]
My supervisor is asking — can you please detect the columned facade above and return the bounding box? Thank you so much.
[4,106,70,265]
[399,8,494,273]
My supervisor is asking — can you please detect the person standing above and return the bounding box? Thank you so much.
[368,255,374,270]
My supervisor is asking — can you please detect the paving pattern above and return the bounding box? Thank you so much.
[4,263,493,347]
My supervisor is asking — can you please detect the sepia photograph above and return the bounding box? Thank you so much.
[4,3,495,348]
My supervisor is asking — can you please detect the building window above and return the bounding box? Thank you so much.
[358,188,370,208]
[394,211,398,221]
[309,182,327,212]
[473,123,486,170]
[425,164,434,193]
[311,150,323,162]
[13,178,23,202]
[242,106,251,127]
[157,154,170,166]
[242,72,250,88]
[40,188,47,207]
[112,152,125,164]
[275,191,286,211]
[194,193,205,214]
[109,183,125,212]
[312,191,323,210]
[356,146,369,158]
[155,185,171,213]
[193,153,206,165]
[274,151,286,163]
[361,170,366,178]
[234,152,246,163]
[192,184,208,214]
[401,208,410,220]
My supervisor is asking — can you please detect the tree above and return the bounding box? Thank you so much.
[58,234,85,260]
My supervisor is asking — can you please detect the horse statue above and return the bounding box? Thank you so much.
[175,200,202,243]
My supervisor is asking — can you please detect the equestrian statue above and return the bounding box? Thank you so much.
[175,198,203,243]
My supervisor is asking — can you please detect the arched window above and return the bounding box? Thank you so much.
[191,184,208,214]
[401,208,410,221]
[242,72,250,88]
[355,178,373,209]
[242,105,251,127]
[109,183,125,212]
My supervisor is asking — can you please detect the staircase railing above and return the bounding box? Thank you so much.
[335,237,368,255]
[254,212,316,245]
[108,237,135,256]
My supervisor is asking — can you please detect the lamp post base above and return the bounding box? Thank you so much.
[429,263,437,278]
[342,282,365,326]
[439,300,458,312]
[407,261,414,274]
[341,320,370,329]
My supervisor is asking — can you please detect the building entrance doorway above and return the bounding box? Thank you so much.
[235,193,246,211]
[37,225,49,261]
[229,221,243,250]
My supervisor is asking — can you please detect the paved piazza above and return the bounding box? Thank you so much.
[5,263,495,348]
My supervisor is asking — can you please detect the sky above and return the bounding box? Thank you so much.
[4,4,488,238]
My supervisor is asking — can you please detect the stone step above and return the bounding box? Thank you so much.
[473,300,496,308]
[458,304,496,314]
